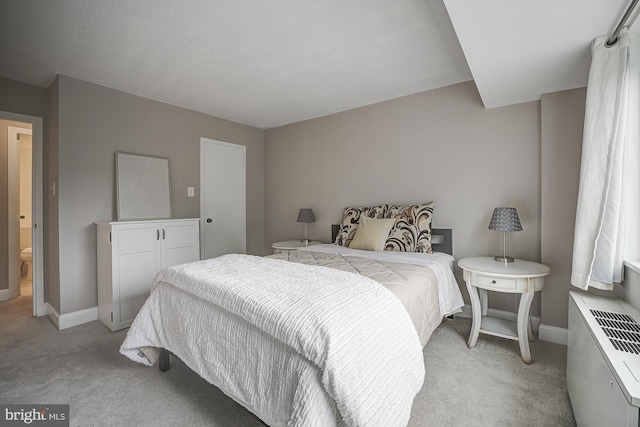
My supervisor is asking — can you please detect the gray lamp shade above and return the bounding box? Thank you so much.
[296,208,315,224]
[488,207,522,232]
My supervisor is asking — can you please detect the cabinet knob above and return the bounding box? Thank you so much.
[206,218,213,223]
[492,280,496,284]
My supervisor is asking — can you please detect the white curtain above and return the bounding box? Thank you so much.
[571,28,630,291]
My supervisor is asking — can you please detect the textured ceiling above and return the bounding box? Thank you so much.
[0,1,637,128]
[0,0,472,128]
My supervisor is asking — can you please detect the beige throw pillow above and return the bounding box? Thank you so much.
[349,217,395,251]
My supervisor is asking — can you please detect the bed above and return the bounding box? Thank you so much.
[120,203,464,427]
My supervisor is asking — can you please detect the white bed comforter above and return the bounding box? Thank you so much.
[120,254,425,427]
[299,244,464,317]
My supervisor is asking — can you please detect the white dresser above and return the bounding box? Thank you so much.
[96,218,200,331]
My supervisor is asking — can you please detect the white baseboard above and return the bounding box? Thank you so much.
[0,289,10,302]
[47,303,98,330]
[455,304,568,345]
[538,324,568,346]
[47,303,61,329]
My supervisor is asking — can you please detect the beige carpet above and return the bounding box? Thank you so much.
[0,295,576,426]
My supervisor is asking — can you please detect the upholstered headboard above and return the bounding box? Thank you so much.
[430,228,453,255]
[331,224,453,255]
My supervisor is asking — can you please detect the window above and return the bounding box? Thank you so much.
[624,28,640,271]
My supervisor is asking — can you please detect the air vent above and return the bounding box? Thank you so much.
[595,317,640,333]
[591,309,640,354]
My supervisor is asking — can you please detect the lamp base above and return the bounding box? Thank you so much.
[300,239,310,245]
[494,256,514,263]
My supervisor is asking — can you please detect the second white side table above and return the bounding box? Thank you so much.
[271,240,323,254]
[458,257,550,364]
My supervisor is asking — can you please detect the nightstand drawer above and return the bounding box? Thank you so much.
[477,275,517,290]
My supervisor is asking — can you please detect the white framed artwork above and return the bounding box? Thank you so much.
[115,152,171,220]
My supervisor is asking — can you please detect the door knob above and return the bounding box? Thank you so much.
[206,218,213,223]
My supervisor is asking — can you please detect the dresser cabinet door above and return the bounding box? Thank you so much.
[161,220,200,268]
[113,223,162,328]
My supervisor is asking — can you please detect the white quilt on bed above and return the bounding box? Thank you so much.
[300,244,464,317]
[268,250,443,346]
[120,254,425,427]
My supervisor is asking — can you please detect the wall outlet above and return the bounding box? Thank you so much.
[187,186,195,197]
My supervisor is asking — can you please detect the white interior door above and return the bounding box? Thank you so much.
[200,138,246,259]
[6,126,22,300]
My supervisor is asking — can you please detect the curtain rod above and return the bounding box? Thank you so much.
[606,0,639,47]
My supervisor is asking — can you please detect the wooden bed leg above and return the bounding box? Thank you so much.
[159,348,170,372]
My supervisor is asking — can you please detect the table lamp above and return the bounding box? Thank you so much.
[488,207,522,263]
[297,208,315,244]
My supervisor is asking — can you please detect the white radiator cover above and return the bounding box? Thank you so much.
[568,291,640,427]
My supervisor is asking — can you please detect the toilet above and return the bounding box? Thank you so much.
[20,247,32,280]
[19,226,33,281]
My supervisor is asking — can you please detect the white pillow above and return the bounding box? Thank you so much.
[349,217,395,251]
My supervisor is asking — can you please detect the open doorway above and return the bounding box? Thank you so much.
[10,126,33,299]
[1,112,45,316]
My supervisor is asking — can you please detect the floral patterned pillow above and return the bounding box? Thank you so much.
[335,205,387,247]
[384,202,434,253]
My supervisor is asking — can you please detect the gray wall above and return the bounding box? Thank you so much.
[265,81,542,315]
[0,78,48,117]
[0,78,48,294]
[540,87,586,329]
[0,74,619,331]
[54,75,264,314]
[47,77,60,311]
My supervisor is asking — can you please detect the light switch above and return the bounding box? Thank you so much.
[187,186,195,197]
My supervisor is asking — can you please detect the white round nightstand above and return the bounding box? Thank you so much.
[271,240,323,254]
[458,257,550,364]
